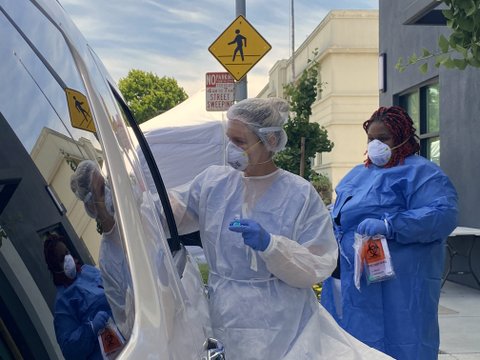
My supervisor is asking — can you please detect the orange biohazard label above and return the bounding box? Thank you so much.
[100,327,123,355]
[362,238,386,265]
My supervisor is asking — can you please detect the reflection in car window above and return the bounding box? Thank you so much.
[0,2,136,355]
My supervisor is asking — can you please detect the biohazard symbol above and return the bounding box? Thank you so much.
[363,238,386,265]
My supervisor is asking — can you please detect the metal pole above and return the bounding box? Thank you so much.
[300,137,305,178]
[291,0,295,82]
[235,0,247,101]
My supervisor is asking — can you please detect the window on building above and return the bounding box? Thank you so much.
[399,83,440,165]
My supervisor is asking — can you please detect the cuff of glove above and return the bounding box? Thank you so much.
[383,218,393,238]
[102,220,117,237]
[261,234,276,254]
[89,321,97,336]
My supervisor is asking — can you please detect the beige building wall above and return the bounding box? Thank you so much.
[31,128,104,262]
[258,10,379,196]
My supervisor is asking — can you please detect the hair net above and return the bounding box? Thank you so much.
[227,97,289,153]
[70,160,99,218]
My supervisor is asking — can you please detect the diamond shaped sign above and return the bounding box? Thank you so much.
[65,88,96,133]
[208,15,272,81]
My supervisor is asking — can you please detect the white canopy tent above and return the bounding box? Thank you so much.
[140,89,227,189]
[139,89,228,263]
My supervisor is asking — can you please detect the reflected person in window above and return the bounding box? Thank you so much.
[320,106,458,360]
[44,234,112,360]
[70,160,133,340]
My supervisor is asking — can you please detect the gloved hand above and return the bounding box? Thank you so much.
[357,218,388,236]
[228,219,271,251]
[91,311,109,335]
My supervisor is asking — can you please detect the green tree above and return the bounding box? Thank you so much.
[118,69,188,124]
[275,57,334,181]
[396,0,480,73]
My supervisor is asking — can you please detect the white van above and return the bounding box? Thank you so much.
[0,0,222,358]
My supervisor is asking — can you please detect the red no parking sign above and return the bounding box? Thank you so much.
[205,72,235,111]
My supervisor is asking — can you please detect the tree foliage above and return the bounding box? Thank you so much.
[311,173,333,205]
[396,0,480,73]
[275,57,334,181]
[118,69,188,124]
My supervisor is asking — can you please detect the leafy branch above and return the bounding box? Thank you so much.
[275,50,334,183]
[397,0,480,73]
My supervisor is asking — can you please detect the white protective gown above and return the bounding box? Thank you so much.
[98,195,212,357]
[170,165,392,360]
[99,223,134,340]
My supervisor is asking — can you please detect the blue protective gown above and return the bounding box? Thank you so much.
[54,265,112,360]
[321,155,458,360]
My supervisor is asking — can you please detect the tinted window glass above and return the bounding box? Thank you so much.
[0,2,134,356]
[426,84,439,133]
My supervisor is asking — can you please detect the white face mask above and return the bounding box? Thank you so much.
[63,254,77,279]
[367,139,392,166]
[226,142,249,171]
[83,184,115,219]
[83,192,97,219]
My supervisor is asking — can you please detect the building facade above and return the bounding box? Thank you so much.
[258,10,379,191]
[30,128,104,262]
[379,0,480,288]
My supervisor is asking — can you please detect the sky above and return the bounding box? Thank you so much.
[60,0,378,97]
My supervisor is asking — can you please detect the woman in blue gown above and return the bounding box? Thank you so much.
[321,106,458,360]
[44,234,113,360]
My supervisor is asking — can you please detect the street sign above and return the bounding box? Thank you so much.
[65,88,96,133]
[208,15,271,81]
[206,72,235,111]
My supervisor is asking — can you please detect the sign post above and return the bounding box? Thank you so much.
[205,72,235,111]
[235,0,247,100]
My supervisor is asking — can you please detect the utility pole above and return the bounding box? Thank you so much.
[292,0,303,178]
[291,0,295,82]
[235,0,247,101]
[300,137,305,177]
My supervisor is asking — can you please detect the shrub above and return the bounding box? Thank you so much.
[311,173,332,205]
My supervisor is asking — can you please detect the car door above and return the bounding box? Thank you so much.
[0,0,219,358]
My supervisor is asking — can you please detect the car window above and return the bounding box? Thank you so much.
[1,1,212,358]
[0,1,135,357]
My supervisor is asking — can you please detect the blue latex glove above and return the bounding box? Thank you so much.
[357,218,388,236]
[91,311,109,335]
[228,219,271,251]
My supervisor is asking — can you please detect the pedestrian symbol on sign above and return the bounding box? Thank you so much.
[73,95,91,126]
[228,29,247,62]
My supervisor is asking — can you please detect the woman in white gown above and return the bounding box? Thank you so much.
[169,97,392,360]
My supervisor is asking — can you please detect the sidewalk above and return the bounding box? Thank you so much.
[438,280,480,359]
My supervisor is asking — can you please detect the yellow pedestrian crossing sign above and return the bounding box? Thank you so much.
[209,15,271,81]
[65,88,96,133]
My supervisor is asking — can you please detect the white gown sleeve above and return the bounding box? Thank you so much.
[260,186,338,288]
[98,222,134,339]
